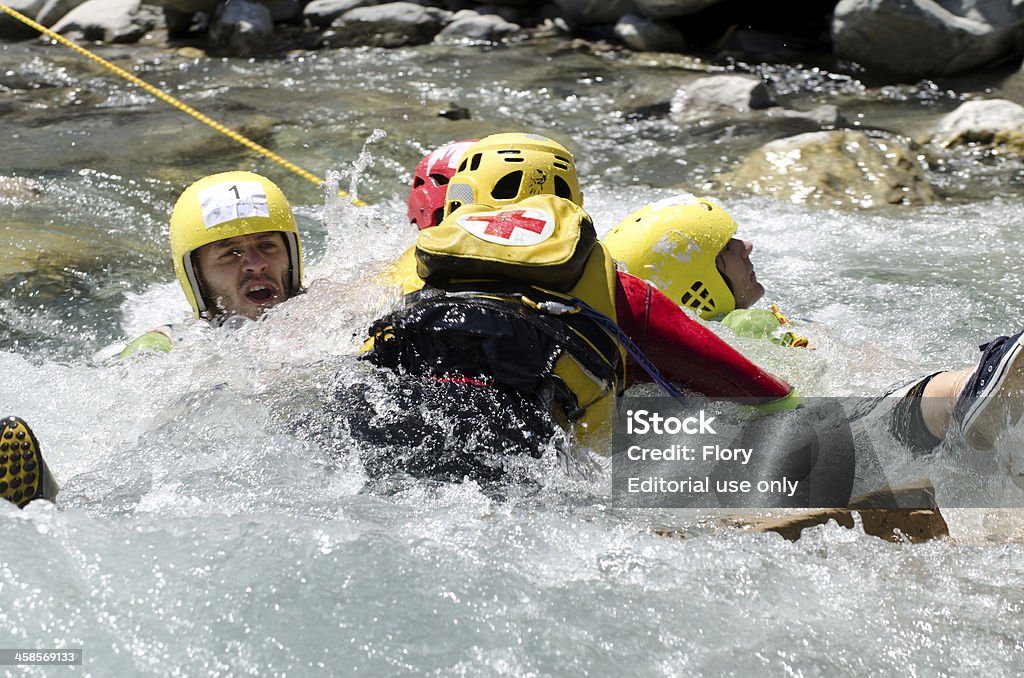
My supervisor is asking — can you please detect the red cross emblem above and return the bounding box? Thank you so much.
[457,207,555,246]
[464,210,547,239]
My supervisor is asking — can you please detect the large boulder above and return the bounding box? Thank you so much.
[208,0,274,56]
[50,0,157,43]
[729,130,936,207]
[633,0,723,19]
[931,98,1024,153]
[326,2,452,47]
[832,0,1024,78]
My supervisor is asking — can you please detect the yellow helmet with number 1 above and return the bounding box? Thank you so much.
[604,194,737,320]
[443,132,582,217]
[170,171,302,319]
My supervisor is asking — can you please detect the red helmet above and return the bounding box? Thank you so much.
[407,139,477,229]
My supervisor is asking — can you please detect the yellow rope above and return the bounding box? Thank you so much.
[0,2,365,204]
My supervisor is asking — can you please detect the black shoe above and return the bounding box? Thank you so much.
[953,332,1024,450]
[0,416,58,507]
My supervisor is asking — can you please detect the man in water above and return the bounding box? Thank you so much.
[5,170,305,507]
[350,134,811,484]
[119,169,304,356]
[605,194,1024,460]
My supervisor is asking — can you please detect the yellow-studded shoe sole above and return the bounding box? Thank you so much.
[0,416,46,508]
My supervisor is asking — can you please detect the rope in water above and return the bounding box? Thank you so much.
[0,2,364,202]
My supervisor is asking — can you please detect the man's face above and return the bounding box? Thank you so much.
[716,238,764,309]
[195,232,291,320]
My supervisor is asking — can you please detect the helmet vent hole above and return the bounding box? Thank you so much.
[552,162,570,171]
[680,282,714,312]
[458,159,468,172]
[413,176,425,188]
[429,173,450,186]
[554,176,572,199]
[469,153,482,171]
[497,150,522,156]
[491,171,523,200]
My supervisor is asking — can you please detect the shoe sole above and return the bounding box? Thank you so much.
[961,336,1024,450]
[0,416,45,508]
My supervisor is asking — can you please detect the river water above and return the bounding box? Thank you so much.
[2,37,1024,675]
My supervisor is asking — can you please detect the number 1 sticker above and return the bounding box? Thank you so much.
[198,181,270,229]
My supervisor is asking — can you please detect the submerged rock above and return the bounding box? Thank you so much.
[729,130,936,208]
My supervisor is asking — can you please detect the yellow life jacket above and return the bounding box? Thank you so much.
[364,196,625,445]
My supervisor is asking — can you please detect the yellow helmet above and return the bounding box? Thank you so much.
[170,171,302,318]
[443,132,582,217]
[604,194,737,320]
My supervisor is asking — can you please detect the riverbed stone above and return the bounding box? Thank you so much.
[632,0,722,19]
[302,0,371,27]
[326,2,452,47]
[669,74,775,124]
[932,98,1024,153]
[729,130,936,207]
[208,0,273,56]
[437,11,520,41]
[50,0,157,43]
[832,0,1024,78]
[614,13,684,52]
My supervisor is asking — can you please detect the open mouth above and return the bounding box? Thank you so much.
[245,284,278,304]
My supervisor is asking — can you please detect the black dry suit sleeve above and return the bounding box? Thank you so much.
[712,400,856,508]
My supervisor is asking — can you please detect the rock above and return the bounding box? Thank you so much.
[633,0,722,19]
[669,74,775,125]
[0,0,47,38]
[552,0,638,25]
[437,11,520,41]
[327,2,452,48]
[729,130,936,208]
[932,98,1024,152]
[36,0,90,26]
[614,13,684,52]
[302,0,371,28]
[208,0,273,57]
[832,0,1024,78]
[50,0,157,43]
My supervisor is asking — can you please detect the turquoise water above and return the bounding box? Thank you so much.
[2,38,1024,675]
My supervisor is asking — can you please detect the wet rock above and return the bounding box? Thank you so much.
[150,0,216,14]
[669,74,775,125]
[832,0,1024,78]
[0,0,47,39]
[632,0,722,19]
[302,0,370,28]
[208,0,273,56]
[932,98,1024,153]
[552,0,638,25]
[437,10,520,41]
[614,13,684,52]
[729,130,936,208]
[50,0,158,43]
[326,2,452,47]
[36,0,90,26]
